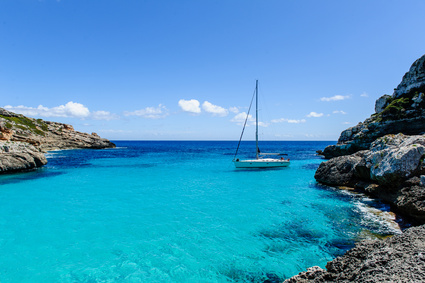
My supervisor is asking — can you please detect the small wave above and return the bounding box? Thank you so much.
[355,202,402,236]
[45,154,67,159]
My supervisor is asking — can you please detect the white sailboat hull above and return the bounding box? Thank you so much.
[233,158,290,168]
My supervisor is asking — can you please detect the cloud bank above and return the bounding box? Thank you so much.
[4,102,118,120]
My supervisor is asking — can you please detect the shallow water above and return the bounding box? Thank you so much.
[0,141,401,282]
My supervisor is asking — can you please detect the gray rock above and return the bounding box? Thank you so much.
[375,94,391,113]
[314,152,365,186]
[322,54,425,159]
[285,225,425,282]
[365,134,425,185]
[412,93,424,109]
[393,54,425,99]
[316,134,425,223]
[0,141,47,174]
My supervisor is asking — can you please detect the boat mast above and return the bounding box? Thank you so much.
[255,80,259,160]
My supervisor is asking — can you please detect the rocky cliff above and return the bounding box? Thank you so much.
[322,54,425,159]
[316,133,425,223]
[287,54,425,282]
[0,107,115,173]
[0,141,47,173]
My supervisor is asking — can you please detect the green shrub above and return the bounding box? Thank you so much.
[0,115,46,136]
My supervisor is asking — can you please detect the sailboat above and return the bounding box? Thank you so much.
[233,80,290,168]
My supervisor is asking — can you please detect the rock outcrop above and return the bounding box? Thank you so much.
[322,54,425,159]
[0,108,115,151]
[394,54,425,98]
[287,55,425,282]
[316,134,425,224]
[0,141,47,173]
[285,224,425,283]
[0,107,115,173]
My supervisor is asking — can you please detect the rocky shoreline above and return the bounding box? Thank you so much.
[286,54,425,282]
[0,108,115,174]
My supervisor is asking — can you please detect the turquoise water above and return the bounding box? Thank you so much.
[0,141,400,282]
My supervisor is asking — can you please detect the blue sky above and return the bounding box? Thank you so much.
[1,0,425,140]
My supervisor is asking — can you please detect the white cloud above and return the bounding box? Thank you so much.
[320,95,350,102]
[91,110,119,120]
[202,101,228,116]
[230,112,269,127]
[3,101,114,119]
[257,121,269,127]
[231,112,254,123]
[333,110,347,115]
[360,92,368,97]
[4,102,118,120]
[271,118,306,124]
[124,104,168,119]
[307,112,324,118]
[229,107,239,114]
[343,121,351,125]
[178,99,201,114]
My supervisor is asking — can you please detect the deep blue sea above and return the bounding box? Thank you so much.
[0,141,401,282]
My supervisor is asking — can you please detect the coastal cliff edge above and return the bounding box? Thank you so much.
[286,54,425,282]
[0,108,115,174]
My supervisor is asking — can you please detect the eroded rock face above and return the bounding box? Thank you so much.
[394,55,425,98]
[285,224,425,282]
[0,125,13,140]
[366,134,425,185]
[0,107,115,173]
[0,108,116,150]
[322,54,425,159]
[316,134,425,223]
[375,94,391,113]
[306,55,425,283]
[0,141,47,174]
[314,151,365,186]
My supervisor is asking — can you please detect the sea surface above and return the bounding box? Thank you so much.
[0,141,402,282]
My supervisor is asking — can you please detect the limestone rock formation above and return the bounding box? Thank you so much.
[0,107,115,173]
[322,54,425,159]
[298,55,425,282]
[0,107,115,150]
[393,54,425,98]
[314,151,365,187]
[316,134,425,223]
[374,94,391,113]
[0,141,47,173]
[285,224,425,282]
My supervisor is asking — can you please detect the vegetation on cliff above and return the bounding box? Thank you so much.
[0,107,115,174]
